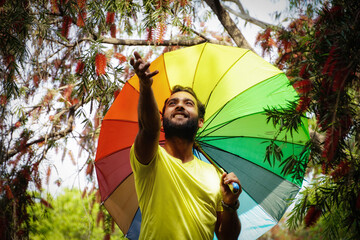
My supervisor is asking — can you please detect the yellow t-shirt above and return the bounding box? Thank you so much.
[130,145,223,240]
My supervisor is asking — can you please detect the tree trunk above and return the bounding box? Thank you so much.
[204,0,254,50]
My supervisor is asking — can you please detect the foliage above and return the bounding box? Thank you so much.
[28,188,127,239]
[256,0,360,238]
[0,0,232,238]
[3,0,359,238]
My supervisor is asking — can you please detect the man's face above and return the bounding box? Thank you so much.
[162,91,204,141]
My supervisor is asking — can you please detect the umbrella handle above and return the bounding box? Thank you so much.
[228,182,240,194]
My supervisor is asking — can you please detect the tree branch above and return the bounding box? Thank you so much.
[204,0,254,50]
[221,3,274,29]
[45,36,229,48]
[6,104,80,160]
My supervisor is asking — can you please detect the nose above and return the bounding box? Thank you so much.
[175,102,185,110]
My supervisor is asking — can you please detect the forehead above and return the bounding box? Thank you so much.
[168,91,196,103]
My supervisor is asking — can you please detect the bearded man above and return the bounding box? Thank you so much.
[129,51,241,240]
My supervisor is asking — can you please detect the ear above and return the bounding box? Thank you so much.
[198,118,204,128]
[160,116,164,131]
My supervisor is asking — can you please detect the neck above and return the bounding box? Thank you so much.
[163,137,195,163]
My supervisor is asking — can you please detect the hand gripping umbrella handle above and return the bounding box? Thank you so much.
[194,143,240,195]
[229,182,240,194]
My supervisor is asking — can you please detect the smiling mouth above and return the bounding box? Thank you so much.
[172,113,188,119]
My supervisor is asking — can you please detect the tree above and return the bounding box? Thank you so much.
[0,0,250,238]
[28,188,126,239]
[1,0,358,239]
[256,0,360,238]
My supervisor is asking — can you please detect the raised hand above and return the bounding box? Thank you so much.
[221,172,242,205]
[130,51,159,88]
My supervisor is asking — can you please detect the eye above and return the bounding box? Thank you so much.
[186,101,194,106]
[168,101,175,106]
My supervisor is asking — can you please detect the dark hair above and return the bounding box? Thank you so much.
[161,85,205,119]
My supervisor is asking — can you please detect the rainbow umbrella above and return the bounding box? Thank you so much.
[94,43,310,239]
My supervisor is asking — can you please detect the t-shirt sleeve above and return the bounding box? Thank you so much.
[129,144,157,176]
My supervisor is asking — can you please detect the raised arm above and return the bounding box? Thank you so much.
[130,52,160,165]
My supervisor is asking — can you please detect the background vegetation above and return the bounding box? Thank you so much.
[1,0,359,239]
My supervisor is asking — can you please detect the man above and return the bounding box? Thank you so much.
[129,51,241,240]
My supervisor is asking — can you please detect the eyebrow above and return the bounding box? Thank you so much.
[168,97,195,104]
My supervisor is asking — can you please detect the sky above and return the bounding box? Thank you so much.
[45,0,291,197]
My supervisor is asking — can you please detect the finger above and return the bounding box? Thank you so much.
[139,62,151,72]
[224,172,239,184]
[133,58,143,70]
[134,51,142,60]
[146,70,159,78]
[129,57,135,66]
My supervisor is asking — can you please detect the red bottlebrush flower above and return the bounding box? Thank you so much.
[5,54,15,66]
[147,27,154,42]
[14,121,21,128]
[322,128,340,163]
[106,12,115,25]
[330,160,350,180]
[332,68,349,92]
[21,168,31,181]
[5,185,14,199]
[304,206,321,227]
[263,28,271,40]
[53,59,62,69]
[114,89,120,99]
[184,15,191,27]
[296,96,311,112]
[44,92,54,104]
[61,16,72,39]
[104,234,110,240]
[322,46,337,75]
[46,166,51,185]
[70,98,79,106]
[77,0,86,9]
[299,64,310,79]
[180,0,187,7]
[76,10,86,27]
[63,84,74,100]
[50,0,60,14]
[86,162,94,176]
[0,95,7,106]
[95,53,107,76]
[81,187,87,198]
[33,75,40,87]
[55,179,62,187]
[156,22,167,43]
[96,209,104,226]
[293,79,312,94]
[40,198,53,209]
[114,52,126,64]
[329,5,343,17]
[75,60,85,74]
[356,192,360,210]
[110,24,116,38]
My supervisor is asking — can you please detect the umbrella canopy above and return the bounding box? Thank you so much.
[95,43,310,240]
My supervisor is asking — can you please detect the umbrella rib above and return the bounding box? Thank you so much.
[199,111,261,140]
[197,135,306,148]
[162,52,172,104]
[191,43,207,89]
[203,50,250,109]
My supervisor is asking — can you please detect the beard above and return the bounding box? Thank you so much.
[163,116,199,142]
